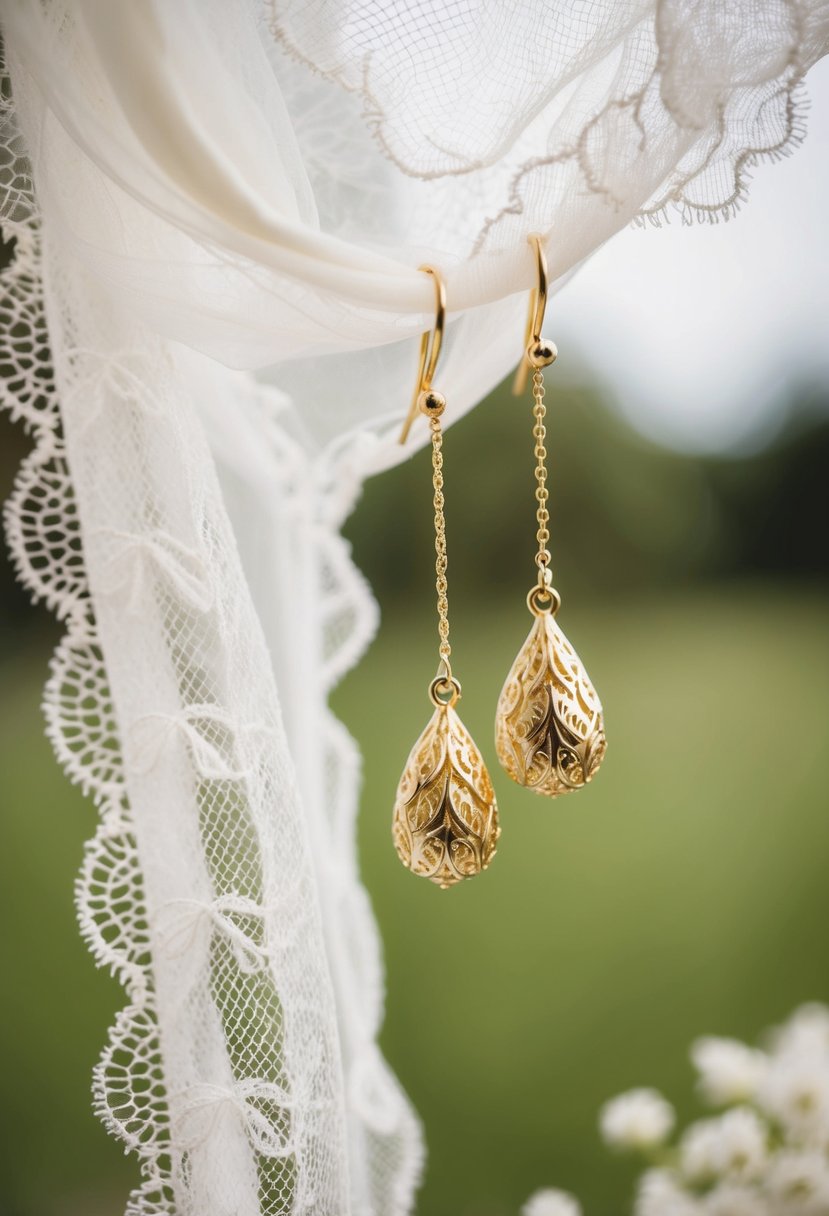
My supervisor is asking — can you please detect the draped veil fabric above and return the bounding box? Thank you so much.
[1,2,826,1213]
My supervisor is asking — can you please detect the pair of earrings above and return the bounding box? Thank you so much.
[392,235,607,889]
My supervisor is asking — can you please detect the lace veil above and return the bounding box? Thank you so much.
[1,2,826,1213]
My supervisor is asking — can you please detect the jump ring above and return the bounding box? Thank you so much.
[429,675,462,707]
[527,584,561,617]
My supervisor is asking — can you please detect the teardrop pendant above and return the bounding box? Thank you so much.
[393,678,499,888]
[495,586,606,797]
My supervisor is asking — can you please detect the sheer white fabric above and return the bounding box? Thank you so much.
[1,2,826,1214]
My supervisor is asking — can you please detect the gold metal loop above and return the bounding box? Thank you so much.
[513,233,550,397]
[429,674,462,708]
[399,265,447,444]
[527,583,561,618]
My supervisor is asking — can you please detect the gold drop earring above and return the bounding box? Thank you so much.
[392,266,499,888]
[495,235,607,797]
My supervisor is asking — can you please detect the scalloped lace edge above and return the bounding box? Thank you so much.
[1,210,175,1212]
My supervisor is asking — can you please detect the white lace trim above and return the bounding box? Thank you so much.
[1,204,176,1216]
[1,55,423,1211]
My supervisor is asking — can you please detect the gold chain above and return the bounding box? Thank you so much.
[531,366,551,585]
[429,414,451,669]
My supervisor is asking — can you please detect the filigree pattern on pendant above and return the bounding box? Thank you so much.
[393,705,499,888]
[496,611,606,796]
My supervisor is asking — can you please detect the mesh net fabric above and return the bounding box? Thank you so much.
[1,3,827,1215]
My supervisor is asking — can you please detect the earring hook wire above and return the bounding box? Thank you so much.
[513,233,549,396]
[399,264,446,444]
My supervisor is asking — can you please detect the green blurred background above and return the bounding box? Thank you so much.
[1,365,827,1215]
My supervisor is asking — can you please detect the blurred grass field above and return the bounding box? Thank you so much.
[1,584,827,1215]
[1,380,827,1215]
[336,584,829,1216]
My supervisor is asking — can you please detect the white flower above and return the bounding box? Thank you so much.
[703,1182,768,1216]
[759,1052,829,1146]
[691,1036,768,1106]
[715,1109,768,1180]
[600,1088,675,1150]
[635,1168,702,1216]
[766,1150,829,1214]
[680,1109,767,1183]
[596,1007,829,1215]
[681,1119,726,1184]
[521,1188,582,1216]
[771,1005,829,1061]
